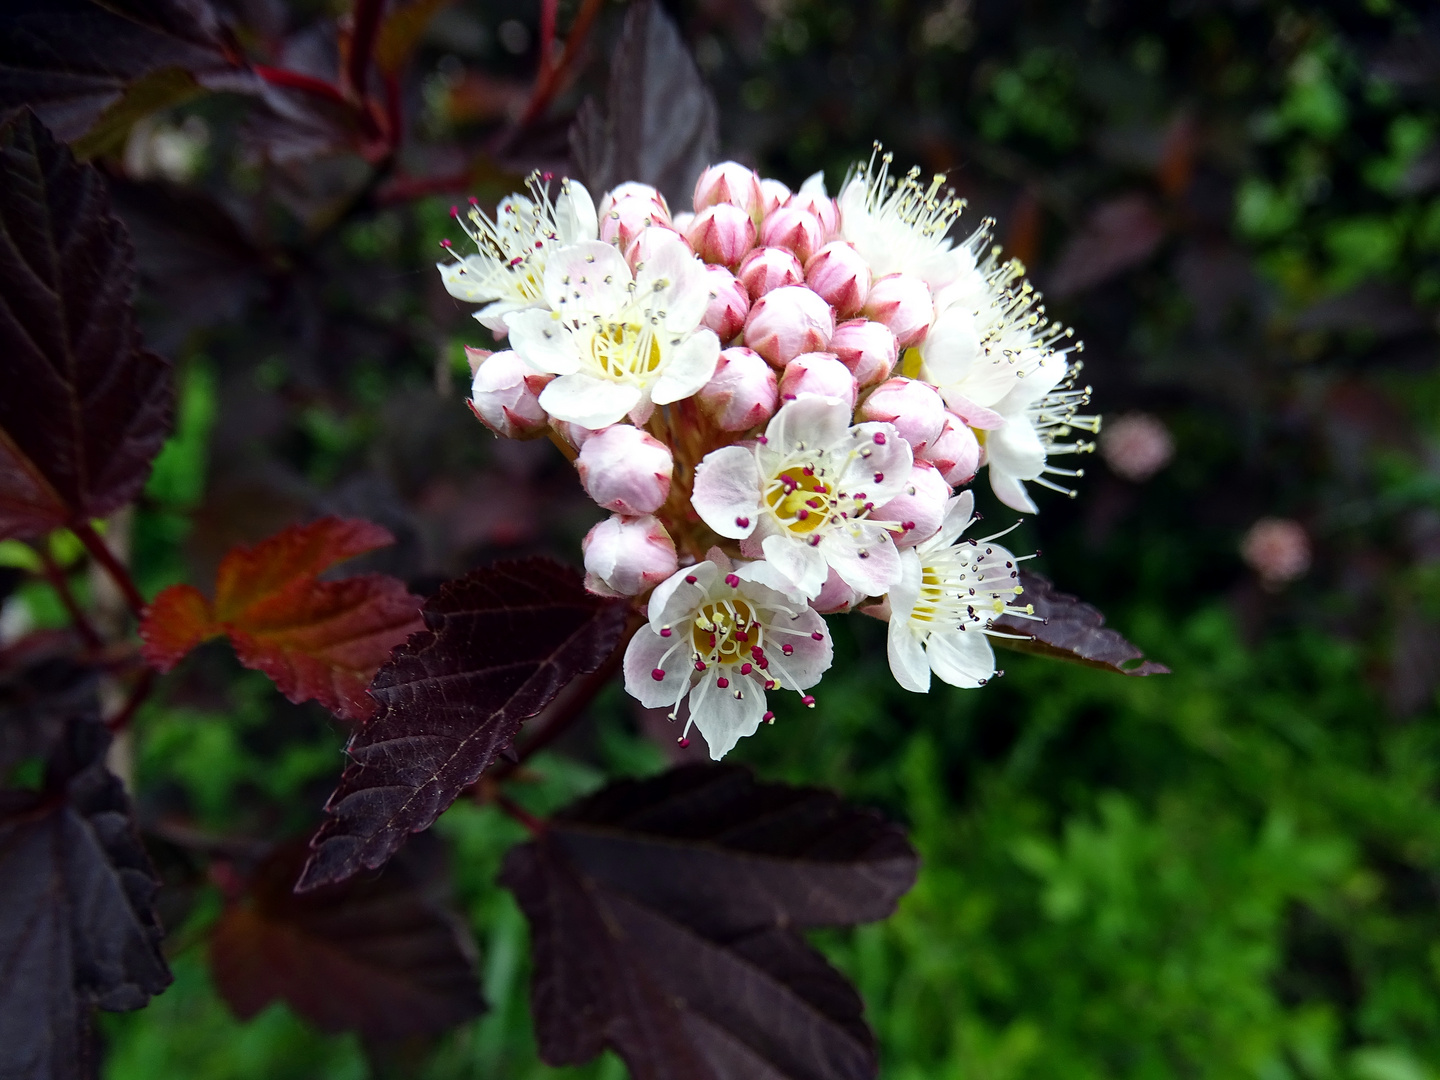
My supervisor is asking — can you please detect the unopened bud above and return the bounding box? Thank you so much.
[921,413,981,485]
[670,210,695,233]
[686,203,756,268]
[857,377,946,455]
[469,350,552,439]
[805,242,871,318]
[599,183,671,247]
[697,347,778,431]
[829,319,898,386]
[583,514,678,598]
[759,177,792,216]
[790,177,839,238]
[780,353,858,410]
[863,273,934,348]
[701,264,750,342]
[872,461,951,548]
[464,345,492,376]
[551,418,600,450]
[760,205,824,264]
[743,285,835,368]
[625,223,689,273]
[693,161,765,221]
[814,566,865,614]
[575,424,674,515]
[737,246,805,300]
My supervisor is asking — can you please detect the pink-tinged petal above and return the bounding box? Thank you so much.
[761,533,828,599]
[925,628,996,689]
[813,566,864,614]
[507,309,580,376]
[649,562,715,630]
[623,628,692,709]
[688,671,767,760]
[540,373,642,429]
[651,330,721,405]
[770,606,832,688]
[887,621,931,693]
[838,421,913,503]
[542,239,631,313]
[821,531,901,598]
[765,394,852,453]
[692,445,763,538]
[944,392,1006,431]
[871,461,950,549]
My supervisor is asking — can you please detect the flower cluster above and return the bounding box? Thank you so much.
[439,149,1099,758]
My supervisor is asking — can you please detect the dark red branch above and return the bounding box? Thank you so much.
[71,520,146,621]
[494,792,546,835]
[538,0,559,77]
[254,65,351,108]
[346,0,388,100]
[35,547,103,652]
[106,668,156,733]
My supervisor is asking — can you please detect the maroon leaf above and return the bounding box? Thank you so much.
[0,109,174,541]
[1048,193,1166,298]
[0,677,171,1080]
[992,572,1169,676]
[501,765,919,1080]
[297,559,630,891]
[569,0,719,211]
[209,839,484,1039]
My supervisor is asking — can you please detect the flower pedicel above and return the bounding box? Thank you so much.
[437,150,1099,759]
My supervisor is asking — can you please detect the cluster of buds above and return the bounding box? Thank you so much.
[439,148,1099,759]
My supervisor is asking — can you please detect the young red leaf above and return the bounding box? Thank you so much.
[569,0,719,210]
[297,559,630,892]
[139,517,425,720]
[209,839,484,1040]
[992,571,1170,676]
[501,766,919,1080]
[0,109,174,541]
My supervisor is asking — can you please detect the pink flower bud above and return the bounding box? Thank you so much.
[921,413,981,485]
[697,346,778,431]
[814,566,864,614]
[789,187,839,238]
[599,184,671,247]
[830,319,898,387]
[686,203,756,268]
[625,223,689,273]
[469,350,552,439]
[872,461,951,548]
[693,161,765,220]
[575,424,674,515]
[670,210,695,233]
[583,514,677,598]
[780,353,858,410]
[599,181,668,218]
[464,345,492,376]
[857,377,946,455]
[737,246,804,300]
[863,273,934,348]
[759,177,792,216]
[805,242,871,318]
[760,205,824,264]
[701,264,750,342]
[551,419,599,450]
[743,285,835,368]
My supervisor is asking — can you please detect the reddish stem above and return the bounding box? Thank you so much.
[376,169,476,204]
[501,0,605,144]
[538,0,559,76]
[35,548,103,651]
[494,792,546,835]
[254,65,351,108]
[106,668,156,732]
[346,0,388,101]
[71,521,146,622]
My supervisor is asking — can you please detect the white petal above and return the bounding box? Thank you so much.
[800,170,829,197]
[760,533,828,599]
[540,373,642,428]
[888,548,922,622]
[637,234,710,330]
[623,628,692,708]
[887,622,931,693]
[692,446,762,538]
[925,628,996,689]
[838,422,913,504]
[822,531,901,598]
[439,257,496,302]
[647,562,709,630]
[650,330,720,405]
[557,181,598,241]
[541,240,631,315]
[988,467,1039,514]
[986,419,1046,482]
[689,673,767,760]
[770,607,832,688]
[507,309,580,376]
[933,490,977,548]
[765,395,852,454]
[734,560,809,605]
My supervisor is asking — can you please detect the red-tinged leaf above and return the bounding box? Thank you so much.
[1048,193,1167,298]
[569,0,719,210]
[992,572,1170,676]
[500,765,919,1080]
[139,517,424,720]
[297,559,630,892]
[209,839,484,1040]
[0,109,174,541]
[0,669,171,1080]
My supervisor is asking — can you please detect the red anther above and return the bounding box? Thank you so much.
[811,631,824,640]
[808,535,822,546]
[740,663,753,674]
[902,520,916,531]
[873,472,884,482]
[802,466,814,476]
[685,575,698,584]
[542,171,554,181]
[802,695,816,707]
[757,435,768,444]
[660,627,672,637]
[763,711,775,722]
[735,517,750,528]
[873,432,887,445]
[736,631,748,641]
[694,660,708,672]
[782,643,794,655]
[797,509,809,521]
[678,737,690,747]
[450,205,460,217]
[651,668,666,681]
[806,497,823,508]
[725,573,740,587]
[717,677,730,689]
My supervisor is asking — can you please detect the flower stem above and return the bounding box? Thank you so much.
[71,520,146,621]
[35,546,103,651]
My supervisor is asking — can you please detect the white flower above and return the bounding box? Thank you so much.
[836,146,972,291]
[506,236,721,429]
[885,491,1029,692]
[622,555,833,759]
[437,175,598,335]
[982,353,1098,514]
[691,395,913,600]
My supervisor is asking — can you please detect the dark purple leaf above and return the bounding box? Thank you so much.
[0,110,174,541]
[298,559,630,891]
[1048,193,1166,298]
[0,691,171,1080]
[501,765,919,1080]
[992,572,1170,676]
[569,0,719,211]
[209,838,484,1039]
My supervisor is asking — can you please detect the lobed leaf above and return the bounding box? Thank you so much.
[297,559,630,891]
[569,0,719,211]
[0,109,174,541]
[501,765,920,1080]
[209,839,484,1040]
[992,571,1170,676]
[139,517,425,720]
